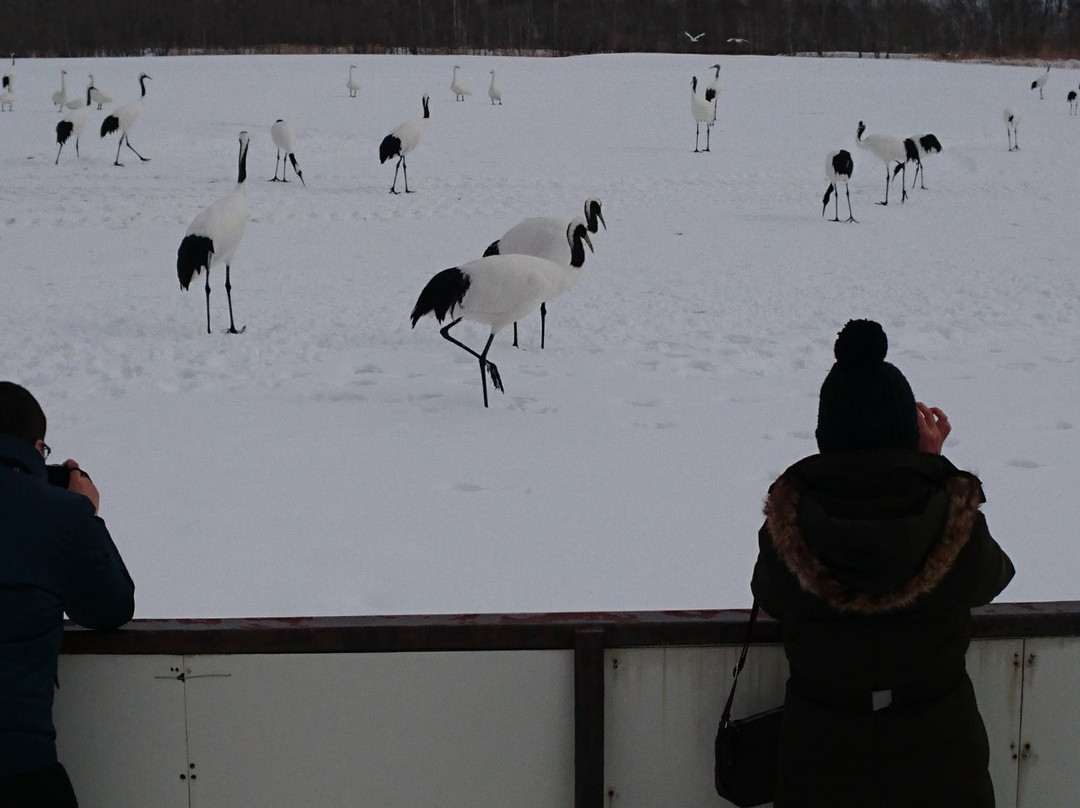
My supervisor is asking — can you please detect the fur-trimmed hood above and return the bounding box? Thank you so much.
[764,451,985,614]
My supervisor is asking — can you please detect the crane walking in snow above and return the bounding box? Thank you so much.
[55,85,95,164]
[177,131,251,335]
[380,93,430,194]
[100,72,151,166]
[410,222,593,407]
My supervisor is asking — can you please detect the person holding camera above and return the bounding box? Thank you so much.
[0,381,134,807]
[751,321,1013,808]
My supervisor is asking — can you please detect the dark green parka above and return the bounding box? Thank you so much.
[751,449,1014,808]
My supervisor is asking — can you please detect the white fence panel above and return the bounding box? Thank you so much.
[1016,637,1080,808]
[181,651,575,808]
[54,655,190,808]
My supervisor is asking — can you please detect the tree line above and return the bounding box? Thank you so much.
[2,0,1077,59]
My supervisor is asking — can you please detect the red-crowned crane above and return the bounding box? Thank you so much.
[176,132,251,335]
[100,72,151,166]
[691,76,715,153]
[379,93,430,194]
[823,150,856,223]
[55,85,95,164]
[1004,109,1019,152]
[410,221,593,407]
[1031,65,1050,99]
[856,120,908,205]
[483,200,605,348]
[270,119,305,185]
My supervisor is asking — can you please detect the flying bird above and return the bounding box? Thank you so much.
[177,132,251,335]
[685,32,706,43]
[99,72,151,166]
[379,93,430,194]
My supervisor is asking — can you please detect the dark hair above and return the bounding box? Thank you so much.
[0,382,47,445]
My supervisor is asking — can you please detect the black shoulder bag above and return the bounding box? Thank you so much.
[713,601,784,807]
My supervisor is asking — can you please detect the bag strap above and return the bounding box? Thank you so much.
[720,600,760,724]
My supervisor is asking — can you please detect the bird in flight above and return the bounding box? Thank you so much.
[727,37,749,44]
[685,31,705,42]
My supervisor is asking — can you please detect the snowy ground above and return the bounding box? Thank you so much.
[1,53,1078,618]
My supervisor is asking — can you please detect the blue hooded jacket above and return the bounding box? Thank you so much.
[0,432,134,776]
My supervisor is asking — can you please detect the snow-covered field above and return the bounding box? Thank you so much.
[2,53,1077,619]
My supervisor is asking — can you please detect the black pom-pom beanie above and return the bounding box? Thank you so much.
[816,319,918,452]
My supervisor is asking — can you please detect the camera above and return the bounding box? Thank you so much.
[46,464,72,488]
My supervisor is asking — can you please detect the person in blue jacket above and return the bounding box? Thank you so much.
[0,381,134,807]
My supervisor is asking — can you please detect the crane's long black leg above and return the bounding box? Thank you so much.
[878,167,889,205]
[694,123,701,153]
[390,157,401,193]
[55,144,62,165]
[540,302,547,350]
[204,269,212,335]
[513,322,519,348]
[439,320,503,407]
[224,264,243,334]
[845,183,857,223]
[271,150,281,181]
[75,138,80,158]
[705,122,711,152]
[114,137,124,166]
[900,165,908,202]
[403,159,412,193]
[125,136,149,162]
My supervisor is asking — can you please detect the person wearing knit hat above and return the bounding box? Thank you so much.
[750,319,1013,808]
